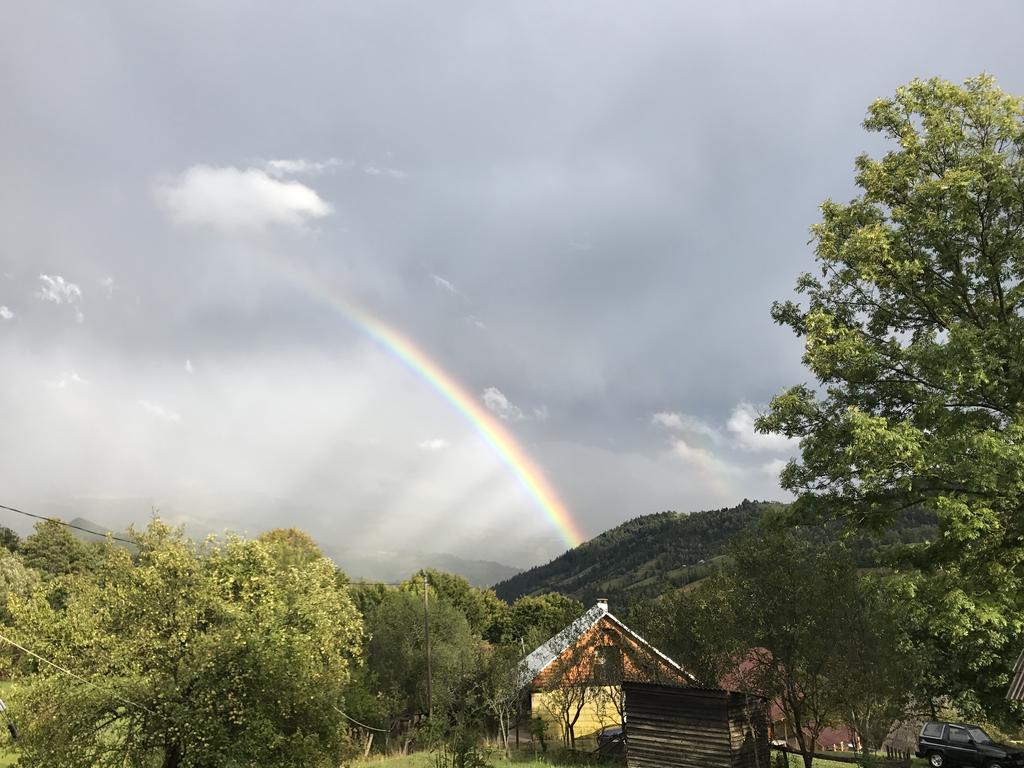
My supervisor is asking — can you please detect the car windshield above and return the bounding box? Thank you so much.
[968,728,993,744]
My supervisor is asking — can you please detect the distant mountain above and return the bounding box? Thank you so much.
[59,514,519,587]
[494,499,939,606]
[327,547,521,588]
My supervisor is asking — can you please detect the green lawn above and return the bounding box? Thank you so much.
[357,756,554,768]
[358,752,930,768]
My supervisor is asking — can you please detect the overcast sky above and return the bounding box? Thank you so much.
[1,2,1022,566]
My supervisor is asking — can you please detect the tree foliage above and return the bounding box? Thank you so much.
[8,520,363,768]
[256,527,324,569]
[365,588,483,721]
[20,519,98,578]
[758,74,1024,719]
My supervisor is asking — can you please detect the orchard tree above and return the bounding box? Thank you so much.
[757,74,1024,717]
[8,520,363,768]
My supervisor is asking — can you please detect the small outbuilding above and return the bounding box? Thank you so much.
[623,682,770,768]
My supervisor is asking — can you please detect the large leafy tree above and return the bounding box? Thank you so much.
[758,75,1024,718]
[365,589,483,721]
[8,520,363,768]
[20,519,98,578]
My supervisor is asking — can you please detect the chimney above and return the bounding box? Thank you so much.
[597,598,609,613]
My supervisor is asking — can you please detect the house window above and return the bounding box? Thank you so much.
[595,646,622,677]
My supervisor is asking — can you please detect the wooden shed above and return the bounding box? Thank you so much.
[623,682,770,768]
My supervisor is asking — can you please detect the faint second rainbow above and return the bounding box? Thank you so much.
[278,263,586,549]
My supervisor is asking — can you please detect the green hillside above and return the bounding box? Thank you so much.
[494,500,938,606]
[494,499,780,605]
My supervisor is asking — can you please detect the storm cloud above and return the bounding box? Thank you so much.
[1,1,1022,566]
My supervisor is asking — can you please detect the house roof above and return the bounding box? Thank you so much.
[521,602,694,686]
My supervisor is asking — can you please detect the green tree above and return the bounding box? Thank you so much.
[757,74,1024,719]
[8,520,363,768]
[256,527,324,569]
[688,533,860,768]
[0,551,40,626]
[365,589,483,721]
[402,569,509,642]
[832,577,917,756]
[20,520,96,578]
[0,526,20,553]
[505,593,584,649]
[479,643,528,757]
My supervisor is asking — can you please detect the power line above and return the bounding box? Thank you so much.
[332,705,393,733]
[0,504,138,546]
[0,633,154,715]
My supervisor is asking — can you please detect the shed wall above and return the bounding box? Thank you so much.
[624,684,769,768]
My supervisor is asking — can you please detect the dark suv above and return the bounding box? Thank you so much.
[917,721,1024,767]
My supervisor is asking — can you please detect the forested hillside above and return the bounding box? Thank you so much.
[495,500,780,605]
[495,500,938,606]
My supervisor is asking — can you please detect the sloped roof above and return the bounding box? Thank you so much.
[1007,647,1024,700]
[521,603,693,686]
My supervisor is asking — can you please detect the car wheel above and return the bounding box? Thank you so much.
[987,762,1003,768]
[927,754,944,768]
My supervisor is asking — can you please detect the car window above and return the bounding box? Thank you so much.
[922,723,943,737]
[968,727,992,744]
[949,727,972,744]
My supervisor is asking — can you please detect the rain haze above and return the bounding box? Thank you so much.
[2,2,1022,568]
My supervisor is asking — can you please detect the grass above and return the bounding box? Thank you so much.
[357,751,932,768]
[356,755,557,768]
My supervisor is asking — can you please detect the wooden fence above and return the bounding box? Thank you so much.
[770,745,911,767]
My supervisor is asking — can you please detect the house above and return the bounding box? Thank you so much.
[521,599,692,745]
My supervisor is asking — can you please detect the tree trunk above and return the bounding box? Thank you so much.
[162,742,182,768]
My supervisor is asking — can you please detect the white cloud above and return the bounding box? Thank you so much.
[45,371,88,389]
[139,400,181,423]
[726,402,798,452]
[37,274,84,322]
[99,276,115,298]
[363,165,407,179]
[671,437,718,466]
[156,165,332,233]
[651,411,721,444]
[264,157,345,177]
[761,458,788,476]
[431,274,458,294]
[465,315,486,330]
[184,359,193,375]
[0,306,12,320]
[652,411,684,430]
[482,387,524,422]
[418,438,449,451]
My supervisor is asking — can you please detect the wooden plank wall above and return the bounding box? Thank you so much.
[624,684,769,768]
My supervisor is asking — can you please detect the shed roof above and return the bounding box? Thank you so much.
[1007,647,1024,700]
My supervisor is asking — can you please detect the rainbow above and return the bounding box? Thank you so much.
[277,262,586,548]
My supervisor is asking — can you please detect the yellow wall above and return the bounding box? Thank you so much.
[531,686,622,742]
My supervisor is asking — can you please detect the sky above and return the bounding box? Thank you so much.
[1,1,1022,567]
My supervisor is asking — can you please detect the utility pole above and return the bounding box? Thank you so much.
[423,572,433,718]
